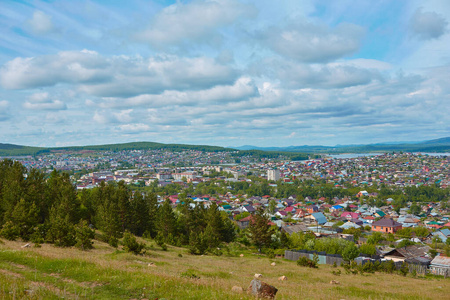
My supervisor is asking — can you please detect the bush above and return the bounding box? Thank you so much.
[122,231,145,255]
[297,256,318,268]
[0,221,19,241]
[181,269,200,279]
[155,232,168,251]
[266,248,275,259]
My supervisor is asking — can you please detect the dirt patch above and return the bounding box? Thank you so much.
[30,281,79,299]
[0,268,24,278]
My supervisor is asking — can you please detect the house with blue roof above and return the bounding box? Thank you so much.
[310,212,327,225]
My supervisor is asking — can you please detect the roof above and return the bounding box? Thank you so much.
[311,212,327,225]
[384,245,430,259]
[281,224,309,235]
[430,255,450,267]
[372,218,402,227]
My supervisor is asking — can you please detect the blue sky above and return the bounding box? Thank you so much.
[0,0,449,147]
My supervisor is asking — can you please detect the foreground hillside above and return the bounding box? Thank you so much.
[0,240,449,300]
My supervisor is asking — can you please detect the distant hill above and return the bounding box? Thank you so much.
[1,137,449,157]
[233,137,450,153]
[0,141,232,157]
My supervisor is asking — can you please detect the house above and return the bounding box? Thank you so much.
[429,255,450,276]
[310,212,327,225]
[431,228,450,243]
[235,215,251,229]
[281,224,309,235]
[383,245,431,264]
[372,218,403,233]
[306,205,319,214]
[341,212,359,220]
[330,205,344,212]
[241,205,256,213]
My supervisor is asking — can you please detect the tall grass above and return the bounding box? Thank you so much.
[0,239,449,299]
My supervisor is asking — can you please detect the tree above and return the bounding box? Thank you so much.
[122,231,145,254]
[248,208,272,252]
[46,204,76,247]
[75,220,94,250]
[359,243,376,256]
[156,199,177,244]
[342,243,359,262]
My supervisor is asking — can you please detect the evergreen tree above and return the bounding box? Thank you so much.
[46,204,76,247]
[75,220,94,250]
[156,199,177,243]
[248,208,272,252]
[129,192,149,236]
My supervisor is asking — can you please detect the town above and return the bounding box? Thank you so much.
[2,149,450,278]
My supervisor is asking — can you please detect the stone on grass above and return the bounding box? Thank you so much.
[231,286,243,293]
[278,276,287,281]
[247,279,278,299]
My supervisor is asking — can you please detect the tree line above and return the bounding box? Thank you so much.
[0,159,235,253]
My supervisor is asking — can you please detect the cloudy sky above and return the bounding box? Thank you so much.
[0,0,449,147]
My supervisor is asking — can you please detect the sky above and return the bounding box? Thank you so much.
[0,0,449,148]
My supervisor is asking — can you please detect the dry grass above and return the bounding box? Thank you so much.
[0,239,449,299]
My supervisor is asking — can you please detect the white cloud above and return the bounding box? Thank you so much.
[134,0,253,48]
[26,10,56,35]
[0,51,238,97]
[117,123,151,133]
[252,58,381,89]
[23,92,66,110]
[410,8,448,40]
[261,21,365,63]
[99,76,258,108]
[0,100,10,121]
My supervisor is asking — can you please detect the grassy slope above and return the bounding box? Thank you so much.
[0,240,449,300]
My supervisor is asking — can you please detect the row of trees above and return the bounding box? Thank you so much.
[0,159,236,253]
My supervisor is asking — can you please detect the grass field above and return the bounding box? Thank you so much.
[0,239,449,300]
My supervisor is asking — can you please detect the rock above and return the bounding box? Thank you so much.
[278,276,287,281]
[330,280,340,285]
[21,243,30,248]
[231,286,243,293]
[271,262,276,266]
[240,254,244,257]
[147,263,156,267]
[254,273,263,278]
[247,279,278,299]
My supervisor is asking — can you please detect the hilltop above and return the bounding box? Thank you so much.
[1,239,448,300]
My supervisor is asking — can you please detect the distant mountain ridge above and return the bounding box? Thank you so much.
[232,137,450,153]
[0,137,449,157]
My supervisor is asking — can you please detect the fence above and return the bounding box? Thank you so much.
[285,250,344,266]
[285,249,431,275]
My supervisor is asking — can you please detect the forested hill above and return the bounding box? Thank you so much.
[0,141,231,156]
[234,137,450,153]
[0,143,44,156]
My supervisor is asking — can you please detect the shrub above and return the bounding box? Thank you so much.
[266,248,275,259]
[181,269,200,279]
[155,232,168,251]
[122,231,145,255]
[297,256,318,268]
[0,221,19,241]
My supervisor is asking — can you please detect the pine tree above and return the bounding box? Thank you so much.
[75,220,94,250]
[156,199,177,243]
[248,208,272,252]
[129,192,149,236]
[46,204,76,247]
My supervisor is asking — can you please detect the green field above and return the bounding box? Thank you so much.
[0,239,449,300]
